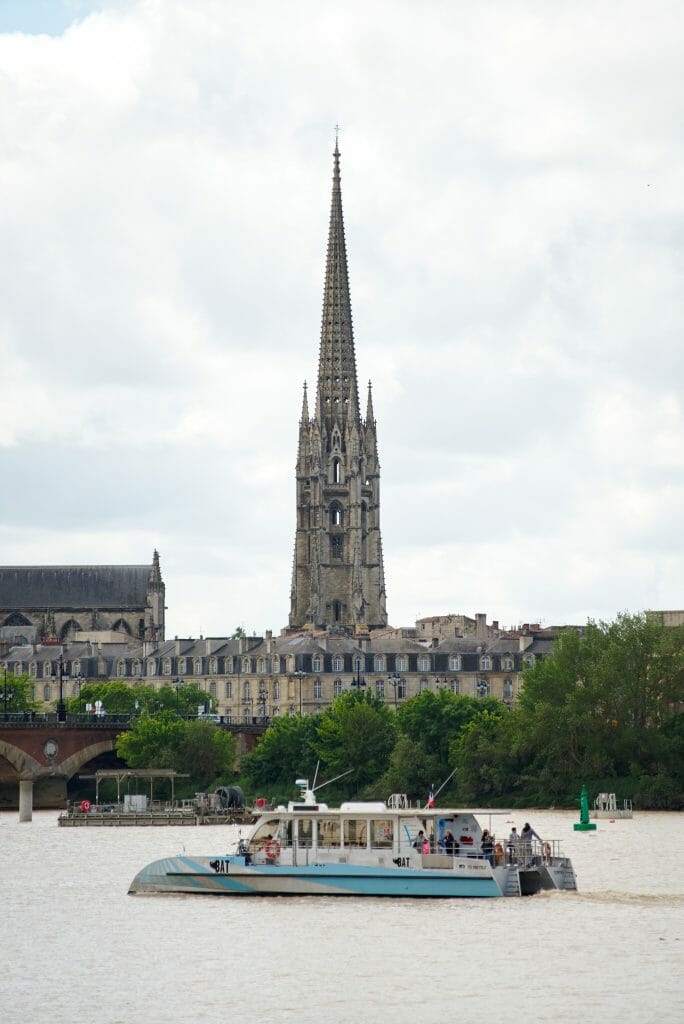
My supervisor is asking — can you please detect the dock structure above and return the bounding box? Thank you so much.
[590,793,633,819]
[58,768,256,826]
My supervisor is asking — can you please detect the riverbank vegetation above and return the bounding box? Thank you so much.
[46,612,683,808]
[239,614,683,809]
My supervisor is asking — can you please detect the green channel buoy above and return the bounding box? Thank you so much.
[573,784,597,831]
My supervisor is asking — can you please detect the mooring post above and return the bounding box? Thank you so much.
[19,779,33,822]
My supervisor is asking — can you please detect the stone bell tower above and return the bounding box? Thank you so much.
[289,143,388,632]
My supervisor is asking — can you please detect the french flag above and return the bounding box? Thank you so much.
[426,787,434,808]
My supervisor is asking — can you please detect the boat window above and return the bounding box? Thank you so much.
[250,819,281,847]
[370,819,393,848]
[343,819,367,848]
[296,818,313,848]
[316,817,340,847]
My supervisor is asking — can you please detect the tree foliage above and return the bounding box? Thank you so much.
[313,691,397,796]
[0,672,37,713]
[236,614,683,809]
[116,712,236,790]
[239,713,321,799]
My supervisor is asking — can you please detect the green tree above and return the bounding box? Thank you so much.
[397,689,502,765]
[239,714,320,799]
[374,735,438,801]
[116,713,237,791]
[314,690,397,795]
[452,708,520,804]
[66,681,155,715]
[155,682,212,716]
[0,672,37,715]
[116,711,186,768]
[176,720,237,787]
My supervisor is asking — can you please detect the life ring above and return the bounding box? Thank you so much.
[81,800,91,813]
[494,842,503,865]
[264,839,281,862]
[543,842,552,863]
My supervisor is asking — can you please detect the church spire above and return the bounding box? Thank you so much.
[316,142,359,432]
[289,146,388,635]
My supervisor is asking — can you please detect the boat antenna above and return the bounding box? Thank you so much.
[429,768,458,805]
[312,760,321,792]
[313,768,353,793]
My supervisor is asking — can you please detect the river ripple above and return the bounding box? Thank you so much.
[2,809,682,1023]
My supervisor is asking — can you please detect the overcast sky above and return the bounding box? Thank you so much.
[1,0,682,639]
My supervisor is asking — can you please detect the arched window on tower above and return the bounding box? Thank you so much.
[332,458,341,484]
[330,503,343,527]
[332,600,342,622]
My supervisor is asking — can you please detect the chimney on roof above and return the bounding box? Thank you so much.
[492,620,499,631]
[475,613,487,636]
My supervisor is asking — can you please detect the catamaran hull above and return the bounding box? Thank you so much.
[129,855,505,898]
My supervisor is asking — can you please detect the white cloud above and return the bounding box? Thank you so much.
[0,0,683,637]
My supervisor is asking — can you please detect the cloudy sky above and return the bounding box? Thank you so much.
[1,0,682,639]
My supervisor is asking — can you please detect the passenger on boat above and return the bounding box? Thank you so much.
[440,830,458,855]
[507,827,519,864]
[520,822,541,845]
[413,830,426,850]
[481,829,494,865]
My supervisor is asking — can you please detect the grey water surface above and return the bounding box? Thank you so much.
[2,808,682,1023]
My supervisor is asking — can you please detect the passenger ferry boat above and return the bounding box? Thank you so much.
[129,780,577,898]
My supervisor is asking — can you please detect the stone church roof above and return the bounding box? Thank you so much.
[0,565,151,610]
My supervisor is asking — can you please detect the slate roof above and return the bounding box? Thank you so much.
[0,566,151,610]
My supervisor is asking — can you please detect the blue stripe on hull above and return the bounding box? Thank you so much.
[130,857,501,898]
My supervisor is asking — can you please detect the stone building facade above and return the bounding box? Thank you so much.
[1,619,552,719]
[0,551,165,644]
[289,143,387,633]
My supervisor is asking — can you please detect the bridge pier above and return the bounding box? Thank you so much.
[19,780,33,822]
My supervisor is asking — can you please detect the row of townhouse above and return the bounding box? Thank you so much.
[0,627,556,721]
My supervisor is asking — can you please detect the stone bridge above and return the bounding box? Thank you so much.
[0,716,266,818]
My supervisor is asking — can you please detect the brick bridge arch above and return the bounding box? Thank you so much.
[0,719,266,812]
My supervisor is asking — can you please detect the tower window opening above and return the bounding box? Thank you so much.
[332,458,341,484]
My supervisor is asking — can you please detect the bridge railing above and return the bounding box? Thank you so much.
[0,713,133,729]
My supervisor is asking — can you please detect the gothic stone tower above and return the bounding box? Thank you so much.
[289,144,388,632]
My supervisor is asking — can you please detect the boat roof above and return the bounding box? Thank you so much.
[260,806,512,819]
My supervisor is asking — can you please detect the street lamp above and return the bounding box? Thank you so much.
[293,669,305,715]
[387,673,402,709]
[1,669,13,721]
[351,662,366,694]
[73,673,84,716]
[173,678,184,715]
[57,655,68,722]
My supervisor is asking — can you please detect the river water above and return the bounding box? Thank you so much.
[2,809,682,1023]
